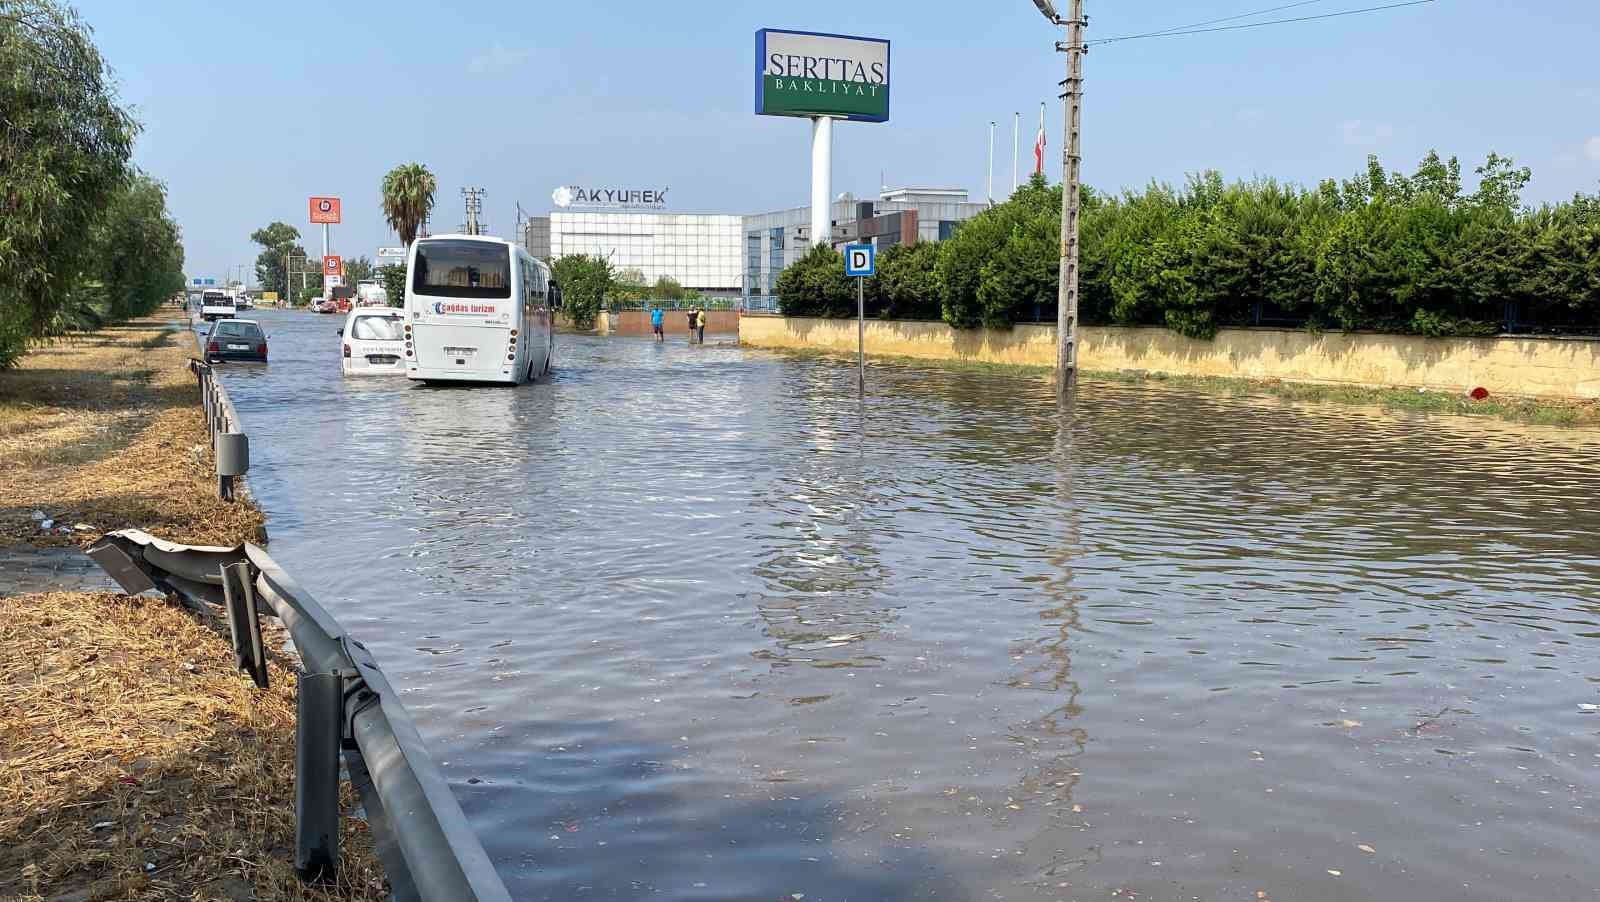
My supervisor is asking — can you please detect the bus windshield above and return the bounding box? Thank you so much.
[412,240,511,299]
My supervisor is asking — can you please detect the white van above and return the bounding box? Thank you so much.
[403,235,555,385]
[340,307,407,376]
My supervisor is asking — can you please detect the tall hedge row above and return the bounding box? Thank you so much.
[777,152,1600,339]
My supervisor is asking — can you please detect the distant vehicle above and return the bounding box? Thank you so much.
[203,318,268,363]
[309,296,332,313]
[200,289,236,322]
[235,294,254,310]
[355,279,389,307]
[404,234,555,385]
[339,307,406,376]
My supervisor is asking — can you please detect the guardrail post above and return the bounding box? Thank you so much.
[296,671,343,882]
[219,562,268,688]
[215,432,248,501]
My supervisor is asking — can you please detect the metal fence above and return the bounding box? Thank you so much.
[189,359,249,501]
[87,530,513,902]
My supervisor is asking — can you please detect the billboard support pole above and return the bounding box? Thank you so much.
[810,116,833,247]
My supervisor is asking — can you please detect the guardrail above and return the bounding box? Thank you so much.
[189,358,249,500]
[86,530,513,902]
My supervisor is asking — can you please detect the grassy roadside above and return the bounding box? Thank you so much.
[755,345,1600,427]
[0,314,265,547]
[0,591,386,901]
[0,314,387,900]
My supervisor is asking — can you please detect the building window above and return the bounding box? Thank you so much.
[767,228,785,296]
[938,220,962,241]
[745,232,762,297]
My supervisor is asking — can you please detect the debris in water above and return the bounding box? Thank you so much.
[1327,869,1342,877]
[40,519,54,530]
[1358,843,1376,854]
[31,511,46,521]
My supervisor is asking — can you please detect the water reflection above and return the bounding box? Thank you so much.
[215,311,1600,902]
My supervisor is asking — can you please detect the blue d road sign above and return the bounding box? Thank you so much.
[845,243,876,277]
[191,278,202,286]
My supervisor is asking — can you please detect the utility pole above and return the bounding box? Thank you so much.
[461,187,486,236]
[1033,0,1085,394]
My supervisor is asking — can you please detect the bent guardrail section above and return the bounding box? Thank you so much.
[86,529,512,902]
[188,359,249,500]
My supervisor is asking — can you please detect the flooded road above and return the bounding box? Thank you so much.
[214,309,1600,900]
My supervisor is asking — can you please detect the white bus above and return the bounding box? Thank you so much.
[403,235,556,385]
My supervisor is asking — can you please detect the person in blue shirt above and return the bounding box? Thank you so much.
[649,305,664,342]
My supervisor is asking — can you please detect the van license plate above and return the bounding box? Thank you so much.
[444,346,476,357]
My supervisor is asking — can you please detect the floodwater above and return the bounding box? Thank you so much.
[212,309,1600,901]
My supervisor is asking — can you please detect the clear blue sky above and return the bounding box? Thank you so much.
[75,0,1600,284]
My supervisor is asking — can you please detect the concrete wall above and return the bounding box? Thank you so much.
[739,314,1600,400]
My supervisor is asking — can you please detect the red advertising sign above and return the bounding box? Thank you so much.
[323,255,342,277]
[309,196,342,224]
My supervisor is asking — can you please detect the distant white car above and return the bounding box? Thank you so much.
[340,307,406,376]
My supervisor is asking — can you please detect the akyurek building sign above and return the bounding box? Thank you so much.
[755,29,890,123]
[552,186,669,209]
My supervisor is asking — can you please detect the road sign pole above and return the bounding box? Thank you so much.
[843,243,876,395]
[857,275,865,395]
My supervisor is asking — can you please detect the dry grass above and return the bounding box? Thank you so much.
[0,315,265,548]
[0,590,388,901]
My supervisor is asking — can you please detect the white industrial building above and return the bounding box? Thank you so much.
[541,212,744,294]
[521,187,986,302]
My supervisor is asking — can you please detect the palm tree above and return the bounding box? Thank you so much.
[381,163,437,246]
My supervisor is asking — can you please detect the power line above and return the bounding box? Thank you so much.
[1089,0,1439,46]
[1136,0,1333,39]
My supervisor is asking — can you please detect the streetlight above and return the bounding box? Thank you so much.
[1031,0,1084,395]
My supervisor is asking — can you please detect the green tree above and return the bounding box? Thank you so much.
[381,163,437,246]
[0,0,137,366]
[550,254,613,329]
[343,255,375,285]
[378,264,406,308]
[775,244,851,317]
[250,222,301,296]
[95,174,186,320]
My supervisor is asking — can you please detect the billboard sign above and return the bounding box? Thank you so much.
[309,196,342,224]
[755,29,890,123]
[376,246,406,265]
[323,255,342,277]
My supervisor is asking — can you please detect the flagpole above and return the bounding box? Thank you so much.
[987,121,995,206]
[1012,112,1019,194]
[1038,102,1047,180]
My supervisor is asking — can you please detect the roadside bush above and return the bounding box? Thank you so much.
[870,242,942,320]
[551,254,612,330]
[775,244,852,317]
[772,151,1600,339]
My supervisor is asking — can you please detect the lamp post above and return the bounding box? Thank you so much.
[1031,0,1084,395]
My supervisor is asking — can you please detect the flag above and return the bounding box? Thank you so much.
[1033,105,1047,176]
